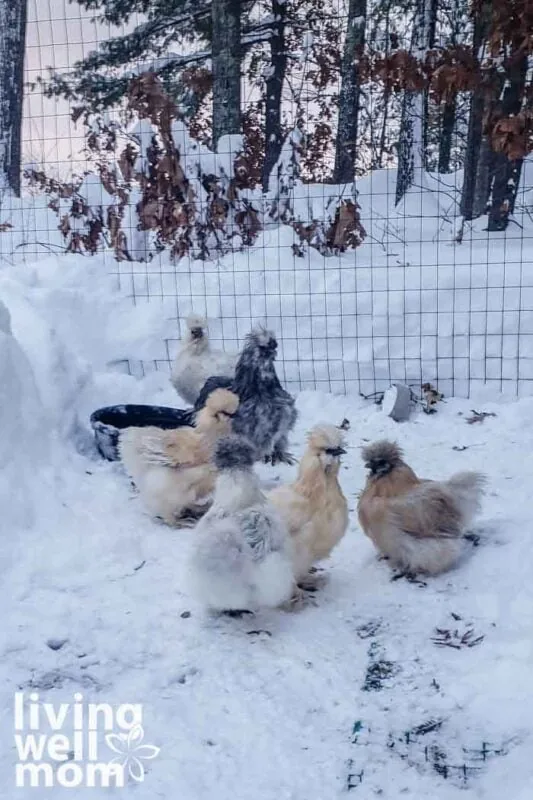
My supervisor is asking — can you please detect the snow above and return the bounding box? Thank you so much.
[120,186,153,262]
[0,250,533,798]
[215,133,244,178]
[131,120,156,173]
[76,173,116,213]
[170,120,240,183]
[0,299,49,530]
[0,256,177,445]
[103,162,533,400]
[0,192,65,259]
[3,160,533,402]
[302,30,313,52]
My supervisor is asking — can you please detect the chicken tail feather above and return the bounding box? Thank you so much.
[131,433,179,468]
[445,471,487,527]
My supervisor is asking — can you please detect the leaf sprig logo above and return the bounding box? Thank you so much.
[14,692,160,789]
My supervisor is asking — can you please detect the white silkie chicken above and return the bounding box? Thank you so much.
[170,314,237,405]
[189,435,295,613]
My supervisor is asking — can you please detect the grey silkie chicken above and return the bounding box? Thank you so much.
[193,327,297,465]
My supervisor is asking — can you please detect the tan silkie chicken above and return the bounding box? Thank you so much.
[358,440,486,575]
[269,424,349,595]
[119,389,239,526]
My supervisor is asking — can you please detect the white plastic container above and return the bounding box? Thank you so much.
[382,383,413,422]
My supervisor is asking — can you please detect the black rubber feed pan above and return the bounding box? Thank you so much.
[90,404,196,461]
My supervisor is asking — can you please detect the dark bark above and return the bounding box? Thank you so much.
[459,0,492,219]
[0,0,27,197]
[422,0,437,168]
[459,91,484,218]
[437,96,456,173]
[333,0,366,183]
[471,134,493,218]
[487,54,528,231]
[375,85,390,169]
[262,0,287,192]
[372,9,391,171]
[395,89,421,205]
[211,0,241,149]
[395,0,436,205]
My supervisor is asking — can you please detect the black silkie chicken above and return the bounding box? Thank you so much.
[194,328,297,465]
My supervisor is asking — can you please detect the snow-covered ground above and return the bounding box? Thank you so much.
[1,252,532,799]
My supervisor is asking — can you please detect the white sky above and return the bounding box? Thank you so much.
[23,0,132,176]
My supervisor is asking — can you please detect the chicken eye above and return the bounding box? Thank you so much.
[259,340,277,355]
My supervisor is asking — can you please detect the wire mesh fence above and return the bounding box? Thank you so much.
[1,0,532,399]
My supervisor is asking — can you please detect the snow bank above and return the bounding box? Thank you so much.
[0,255,180,447]
[1,368,533,799]
[4,159,533,399]
[117,162,533,399]
[0,300,48,531]
[0,192,64,262]
[0,242,532,798]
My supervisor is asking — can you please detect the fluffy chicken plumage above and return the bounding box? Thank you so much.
[358,440,486,575]
[189,434,294,613]
[269,425,349,589]
[119,389,239,526]
[170,314,237,405]
[194,327,297,464]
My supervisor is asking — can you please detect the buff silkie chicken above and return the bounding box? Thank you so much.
[119,388,239,526]
[358,440,486,576]
[269,424,349,594]
[170,314,237,405]
[189,435,294,614]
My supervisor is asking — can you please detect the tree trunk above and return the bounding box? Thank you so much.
[372,10,392,171]
[211,0,241,150]
[438,0,466,173]
[333,0,366,183]
[421,0,437,168]
[0,0,27,197]
[437,96,456,173]
[262,0,287,192]
[487,54,528,231]
[471,133,493,218]
[459,91,484,218]
[374,85,390,169]
[395,0,436,205]
[395,90,423,205]
[459,0,492,219]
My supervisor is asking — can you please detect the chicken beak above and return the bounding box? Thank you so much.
[328,447,346,457]
[191,328,203,339]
